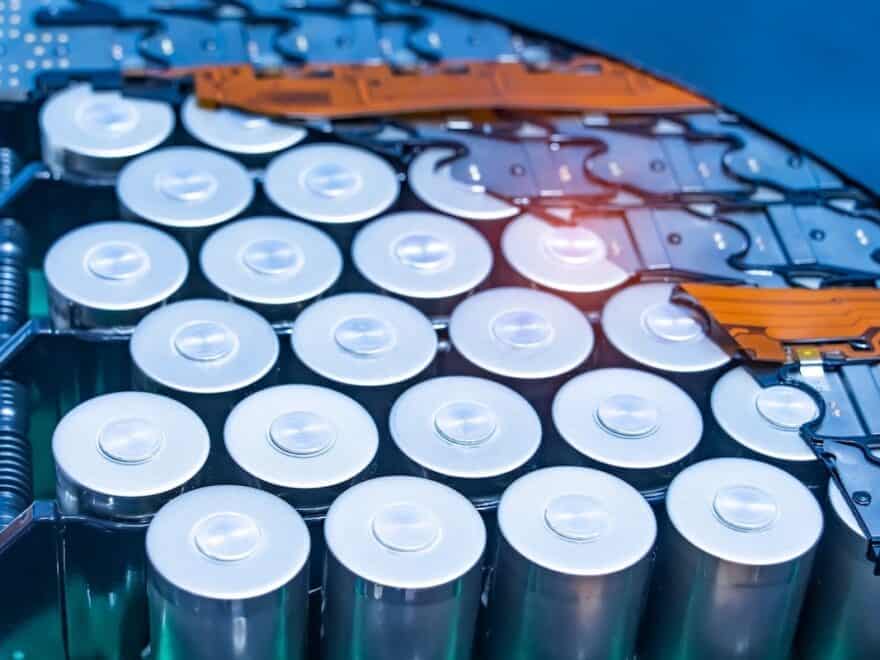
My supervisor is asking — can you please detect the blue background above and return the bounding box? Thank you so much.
[442,1,880,196]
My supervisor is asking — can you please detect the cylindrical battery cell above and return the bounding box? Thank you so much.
[289,293,437,442]
[181,94,307,160]
[200,216,342,321]
[640,458,823,660]
[40,84,174,184]
[130,299,279,481]
[146,485,310,660]
[53,391,210,660]
[44,221,190,413]
[796,481,880,659]
[446,286,594,417]
[500,212,632,311]
[263,143,400,249]
[550,367,703,501]
[117,146,255,254]
[484,466,656,660]
[225,384,379,587]
[322,476,486,660]
[710,366,825,488]
[600,282,730,404]
[53,392,210,518]
[351,211,493,316]
[389,375,540,498]
[407,147,519,249]
[45,221,189,329]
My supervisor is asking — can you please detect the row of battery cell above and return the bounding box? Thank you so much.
[52,378,870,660]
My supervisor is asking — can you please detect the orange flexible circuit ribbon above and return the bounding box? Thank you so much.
[677,284,880,363]
[184,57,712,119]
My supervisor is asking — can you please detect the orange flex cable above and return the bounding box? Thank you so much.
[677,283,880,364]
[186,57,712,119]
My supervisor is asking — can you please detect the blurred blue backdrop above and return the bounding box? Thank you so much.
[442,1,880,196]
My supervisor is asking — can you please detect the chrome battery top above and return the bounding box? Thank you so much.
[797,481,880,659]
[710,366,824,486]
[600,281,729,404]
[485,466,655,660]
[448,287,594,380]
[53,392,209,520]
[117,147,254,230]
[44,221,188,328]
[181,95,307,156]
[200,216,342,318]
[290,292,437,387]
[146,486,310,660]
[501,213,631,295]
[324,476,485,589]
[447,286,593,415]
[40,84,174,183]
[551,368,702,497]
[389,376,540,495]
[264,143,400,225]
[498,466,656,578]
[601,281,729,373]
[641,458,823,660]
[131,299,279,395]
[667,457,822,565]
[352,211,493,315]
[407,148,519,221]
[322,476,485,660]
[225,384,378,503]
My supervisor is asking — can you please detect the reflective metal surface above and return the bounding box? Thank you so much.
[53,392,209,521]
[601,282,729,373]
[264,144,400,225]
[352,211,493,315]
[40,84,174,184]
[389,376,540,496]
[448,286,594,380]
[485,467,655,660]
[501,212,632,299]
[181,94,307,156]
[147,486,310,660]
[551,368,703,497]
[200,216,342,320]
[225,384,378,506]
[322,476,485,660]
[45,221,188,329]
[62,518,152,660]
[640,459,822,660]
[711,366,825,487]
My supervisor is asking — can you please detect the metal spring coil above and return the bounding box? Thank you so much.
[0,218,28,344]
[0,148,21,196]
[0,169,31,525]
[0,379,30,526]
